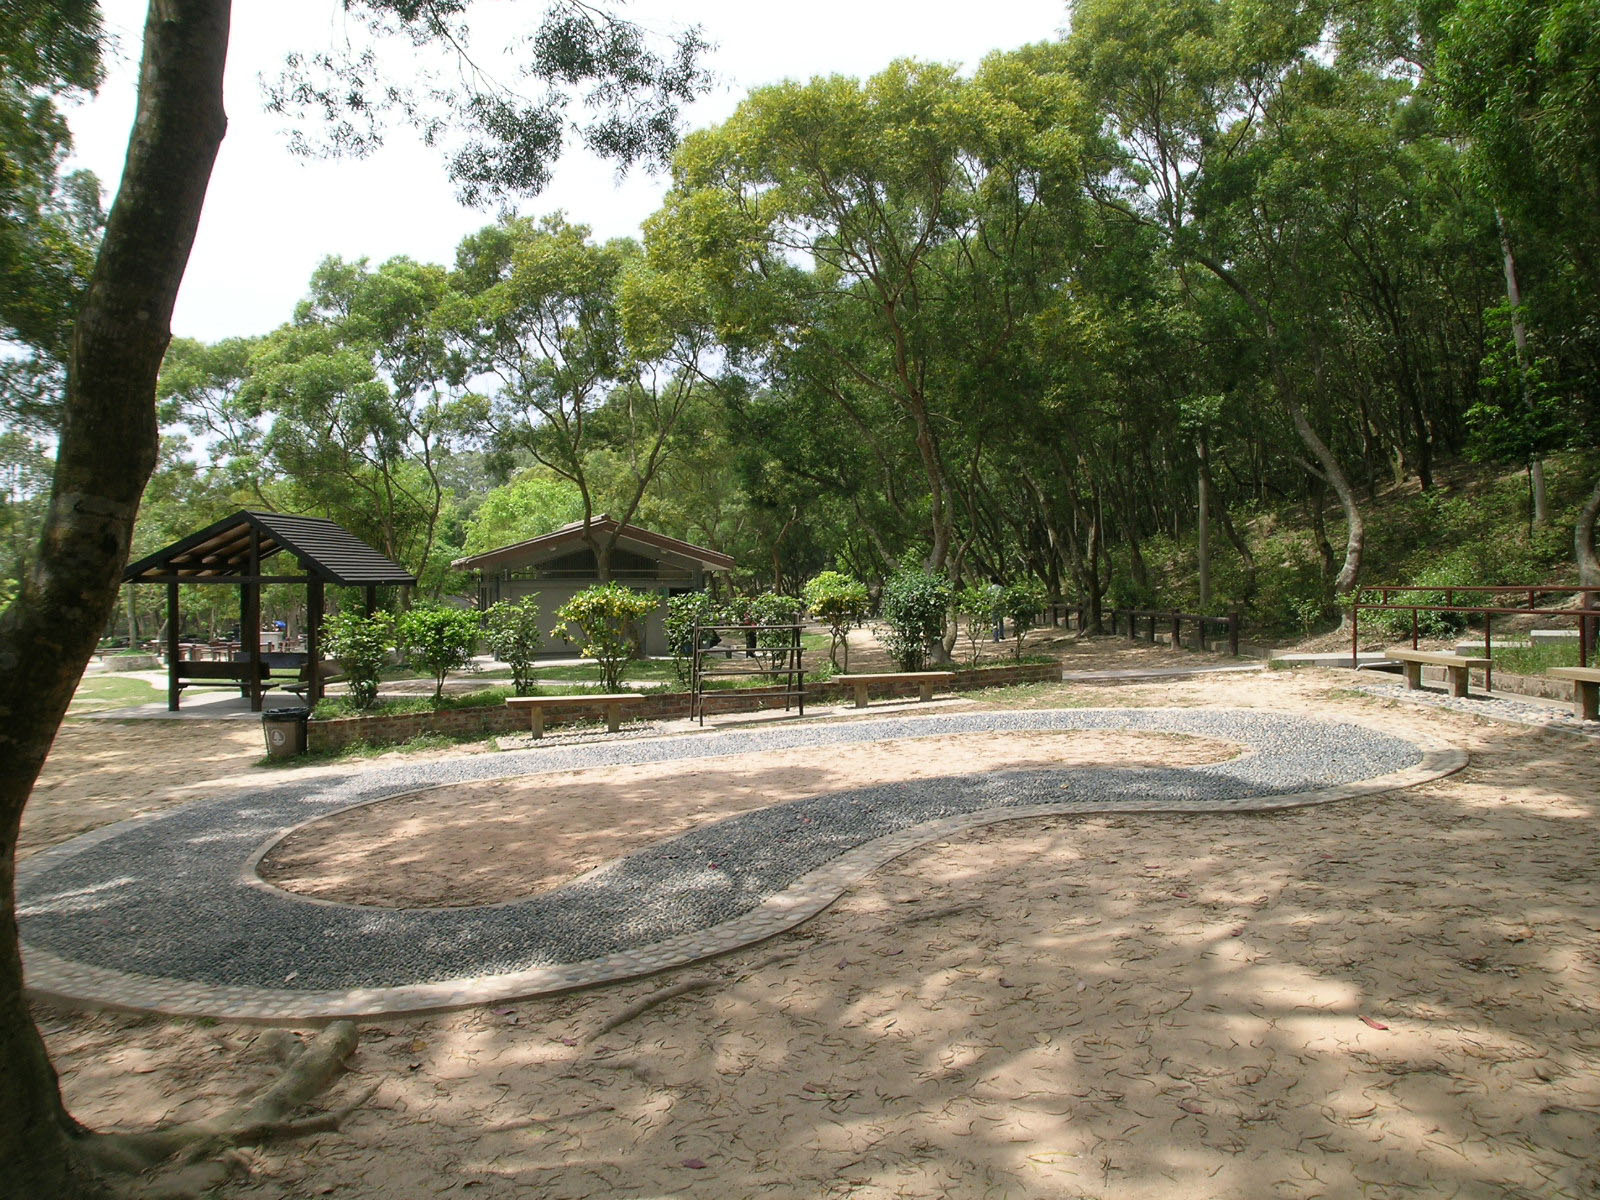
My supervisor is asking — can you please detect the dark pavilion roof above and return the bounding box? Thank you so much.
[123,510,417,586]
[451,515,735,573]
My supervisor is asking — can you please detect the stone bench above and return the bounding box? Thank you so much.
[1547,666,1600,722]
[1383,648,1489,698]
[506,693,645,738]
[832,672,956,709]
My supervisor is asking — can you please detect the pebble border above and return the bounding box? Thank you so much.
[21,709,1465,1022]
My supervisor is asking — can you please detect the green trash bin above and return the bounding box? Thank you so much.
[262,706,310,758]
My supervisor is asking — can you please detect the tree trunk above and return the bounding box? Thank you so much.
[1498,212,1549,526]
[1196,434,1211,610]
[1285,396,1364,595]
[0,3,231,1194]
[1577,475,1600,589]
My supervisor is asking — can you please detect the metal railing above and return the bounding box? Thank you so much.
[1108,608,1242,657]
[690,622,805,725]
[1351,584,1600,692]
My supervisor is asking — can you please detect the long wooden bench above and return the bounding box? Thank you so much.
[175,660,275,697]
[506,693,645,738]
[832,671,957,709]
[1547,666,1600,722]
[1383,648,1490,698]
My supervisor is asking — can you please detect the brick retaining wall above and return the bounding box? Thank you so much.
[306,661,1062,754]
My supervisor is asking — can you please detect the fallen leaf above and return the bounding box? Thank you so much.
[1173,891,1190,899]
[1178,1100,1204,1115]
[1360,1015,1389,1030]
[682,1158,708,1170]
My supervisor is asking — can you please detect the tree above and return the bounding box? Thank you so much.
[461,471,584,555]
[397,604,479,702]
[999,577,1048,660]
[651,51,1089,582]
[803,570,869,671]
[445,214,716,579]
[480,596,543,696]
[556,582,657,693]
[953,583,999,666]
[0,3,707,1193]
[878,569,953,672]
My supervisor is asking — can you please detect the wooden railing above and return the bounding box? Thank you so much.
[1107,608,1242,657]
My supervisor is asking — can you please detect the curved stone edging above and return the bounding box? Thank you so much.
[19,710,1465,1021]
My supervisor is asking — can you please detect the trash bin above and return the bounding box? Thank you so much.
[262,706,310,758]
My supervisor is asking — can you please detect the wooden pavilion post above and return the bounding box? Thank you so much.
[166,580,180,711]
[364,585,376,617]
[306,576,325,706]
[242,526,263,711]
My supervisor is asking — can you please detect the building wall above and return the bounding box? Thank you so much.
[482,574,699,657]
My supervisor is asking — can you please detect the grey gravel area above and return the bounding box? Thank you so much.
[1355,680,1600,739]
[19,709,1420,992]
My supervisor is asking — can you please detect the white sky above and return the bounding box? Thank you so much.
[66,1,1068,343]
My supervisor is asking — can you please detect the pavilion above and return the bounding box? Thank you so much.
[122,510,416,711]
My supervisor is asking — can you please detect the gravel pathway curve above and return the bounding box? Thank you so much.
[19,709,1459,1018]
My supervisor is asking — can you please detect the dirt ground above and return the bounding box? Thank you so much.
[25,638,1600,1199]
[259,730,1236,908]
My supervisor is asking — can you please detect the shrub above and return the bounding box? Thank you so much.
[1000,578,1048,659]
[321,609,395,710]
[953,584,999,665]
[664,591,720,684]
[879,570,952,671]
[481,596,543,695]
[557,583,658,692]
[805,571,871,670]
[398,605,482,703]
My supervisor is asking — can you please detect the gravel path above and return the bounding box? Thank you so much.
[20,709,1425,996]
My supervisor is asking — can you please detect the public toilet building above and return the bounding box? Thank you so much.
[452,516,735,657]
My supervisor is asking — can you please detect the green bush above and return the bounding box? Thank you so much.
[480,596,543,695]
[321,609,395,710]
[557,583,658,692]
[953,583,1000,665]
[398,605,481,703]
[749,592,803,648]
[665,591,720,684]
[804,571,871,670]
[879,570,952,671]
[1000,578,1048,660]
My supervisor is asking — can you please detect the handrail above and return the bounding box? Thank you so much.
[1108,607,1242,657]
[1350,585,1598,690]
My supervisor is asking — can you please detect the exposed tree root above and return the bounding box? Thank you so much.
[82,1021,368,1198]
[587,977,719,1043]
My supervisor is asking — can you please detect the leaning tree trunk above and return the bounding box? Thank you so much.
[0,4,231,1197]
[1284,395,1365,597]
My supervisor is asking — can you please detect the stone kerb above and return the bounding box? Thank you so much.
[306,662,1062,753]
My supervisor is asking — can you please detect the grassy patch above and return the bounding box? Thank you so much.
[68,674,164,713]
[257,730,491,768]
[1490,642,1584,675]
[532,658,678,684]
[312,686,516,720]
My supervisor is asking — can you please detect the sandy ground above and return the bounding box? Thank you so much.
[24,638,1600,1199]
[259,730,1236,908]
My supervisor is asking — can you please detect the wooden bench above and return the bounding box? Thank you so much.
[833,672,957,709]
[1547,666,1600,722]
[1383,648,1490,698]
[175,660,276,697]
[506,693,645,738]
[282,661,347,699]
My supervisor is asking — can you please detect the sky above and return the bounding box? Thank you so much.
[66,1,1068,343]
